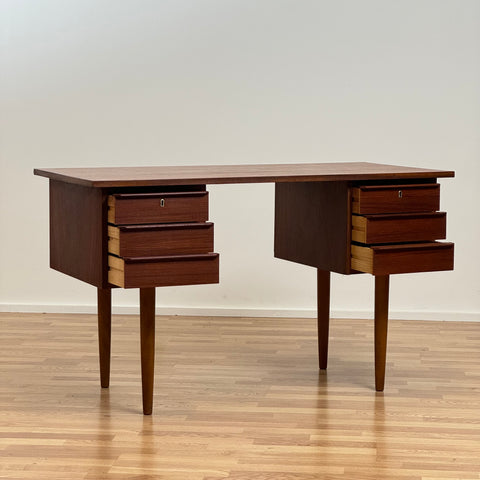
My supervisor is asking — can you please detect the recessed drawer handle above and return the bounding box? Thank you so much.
[160,198,165,207]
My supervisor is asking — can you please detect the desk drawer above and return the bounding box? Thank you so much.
[352,184,440,214]
[108,191,208,225]
[108,253,219,288]
[108,223,214,257]
[352,212,446,244]
[351,242,454,275]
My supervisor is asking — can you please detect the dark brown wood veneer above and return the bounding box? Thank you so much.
[34,162,454,187]
[49,180,107,288]
[274,182,352,274]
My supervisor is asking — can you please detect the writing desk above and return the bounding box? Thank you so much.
[34,162,455,414]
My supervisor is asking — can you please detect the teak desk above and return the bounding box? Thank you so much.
[34,163,455,414]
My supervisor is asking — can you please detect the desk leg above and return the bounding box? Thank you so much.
[97,288,111,388]
[374,275,390,392]
[140,287,156,415]
[317,270,331,370]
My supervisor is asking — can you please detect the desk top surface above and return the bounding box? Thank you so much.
[34,162,454,187]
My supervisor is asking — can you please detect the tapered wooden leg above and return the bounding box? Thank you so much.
[317,270,331,370]
[374,275,390,392]
[140,288,156,415]
[97,288,112,388]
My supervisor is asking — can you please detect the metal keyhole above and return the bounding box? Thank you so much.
[160,198,165,207]
[398,190,403,198]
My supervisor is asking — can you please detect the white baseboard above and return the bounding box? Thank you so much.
[0,303,479,322]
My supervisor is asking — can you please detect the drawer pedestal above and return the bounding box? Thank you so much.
[106,186,219,413]
[107,189,219,291]
[275,179,454,393]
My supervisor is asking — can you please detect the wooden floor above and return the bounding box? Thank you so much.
[0,312,479,480]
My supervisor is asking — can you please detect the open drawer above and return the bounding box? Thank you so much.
[108,223,214,257]
[108,253,219,288]
[351,212,447,244]
[351,241,454,275]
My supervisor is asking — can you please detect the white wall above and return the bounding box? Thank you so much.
[1,0,479,320]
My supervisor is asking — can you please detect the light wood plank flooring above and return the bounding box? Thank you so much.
[0,312,479,479]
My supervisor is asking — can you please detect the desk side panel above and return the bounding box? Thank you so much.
[49,180,107,287]
[274,182,351,274]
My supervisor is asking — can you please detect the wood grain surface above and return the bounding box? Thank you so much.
[0,312,478,479]
[34,162,455,187]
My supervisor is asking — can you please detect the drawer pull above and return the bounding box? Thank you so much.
[398,190,402,198]
[160,198,165,207]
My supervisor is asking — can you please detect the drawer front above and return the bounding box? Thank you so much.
[108,191,208,225]
[352,212,447,244]
[352,184,440,214]
[108,223,214,257]
[351,242,454,275]
[108,253,219,288]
